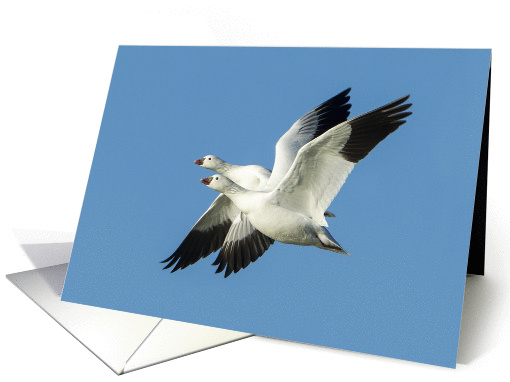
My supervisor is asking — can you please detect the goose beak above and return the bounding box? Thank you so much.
[200,176,212,185]
[194,158,204,166]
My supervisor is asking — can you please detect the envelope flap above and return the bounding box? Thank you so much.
[123,319,252,373]
[7,264,160,374]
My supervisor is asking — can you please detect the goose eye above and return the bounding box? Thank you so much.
[215,177,218,180]
[208,158,211,160]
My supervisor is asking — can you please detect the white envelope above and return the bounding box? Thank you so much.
[6,234,252,375]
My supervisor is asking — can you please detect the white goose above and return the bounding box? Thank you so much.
[201,95,412,276]
[162,89,352,275]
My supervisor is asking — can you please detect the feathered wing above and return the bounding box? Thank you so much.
[264,88,352,190]
[207,90,352,277]
[212,213,275,278]
[270,95,412,226]
[161,194,239,271]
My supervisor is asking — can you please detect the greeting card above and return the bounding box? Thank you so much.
[62,47,490,368]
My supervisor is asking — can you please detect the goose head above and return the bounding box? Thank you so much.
[194,155,225,171]
[200,174,237,193]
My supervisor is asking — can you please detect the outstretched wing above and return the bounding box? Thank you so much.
[264,88,352,190]
[212,213,275,278]
[161,194,239,272]
[270,95,412,226]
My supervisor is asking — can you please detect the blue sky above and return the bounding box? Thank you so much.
[62,47,490,367]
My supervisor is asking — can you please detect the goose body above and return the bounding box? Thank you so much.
[226,187,344,252]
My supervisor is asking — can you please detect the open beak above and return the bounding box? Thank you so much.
[194,158,204,166]
[200,176,212,185]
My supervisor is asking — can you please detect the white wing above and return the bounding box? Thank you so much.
[270,95,412,226]
[162,194,239,271]
[264,88,352,190]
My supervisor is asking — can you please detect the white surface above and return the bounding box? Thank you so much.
[1,1,508,381]
[123,317,250,373]
[7,264,161,374]
[7,262,251,374]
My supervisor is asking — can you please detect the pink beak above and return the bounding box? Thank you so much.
[200,177,212,185]
[194,158,204,165]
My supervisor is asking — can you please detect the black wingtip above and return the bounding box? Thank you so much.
[339,87,351,96]
[224,268,233,278]
[302,87,353,140]
[339,94,412,163]
[213,255,228,274]
[395,111,413,119]
[161,217,234,275]
[389,95,410,105]
[399,94,410,102]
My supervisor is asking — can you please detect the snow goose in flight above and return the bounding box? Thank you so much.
[161,89,352,276]
[201,95,412,271]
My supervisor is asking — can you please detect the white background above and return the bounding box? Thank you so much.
[1,1,508,380]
